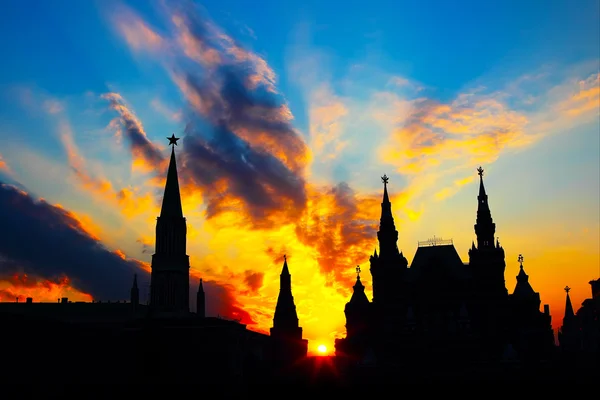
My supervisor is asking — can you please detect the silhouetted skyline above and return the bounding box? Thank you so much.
[0,0,599,357]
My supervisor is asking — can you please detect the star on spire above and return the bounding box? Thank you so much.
[564,286,571,294]
[518,254,524,268]
[356,265,361,278]
[477,166,484,177]
[167,133,180,147]
[381,174,389,185]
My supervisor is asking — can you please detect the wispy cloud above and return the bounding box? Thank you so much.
[150,97,183,122]
[102,92,165,173]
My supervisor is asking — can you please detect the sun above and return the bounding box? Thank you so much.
[317,344,327,354]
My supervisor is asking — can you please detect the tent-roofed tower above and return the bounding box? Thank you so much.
[270,255,308,364]
[150,134,190,315]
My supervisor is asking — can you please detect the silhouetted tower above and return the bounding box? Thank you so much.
[270,255,307,363]
[468,166,508,348]
[558,285,580,352]
[512,254,540,308]
[468,167,508,296]
[197,279,205,318]
[130,274,139,310]
[150,134,190,315]
[510,254,554,357]
[345,266,371,338]
[272,255,301,334]
[370,174,408,304]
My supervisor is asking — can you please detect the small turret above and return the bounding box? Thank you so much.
[563,285,575,326]
[197,278,205,318]
[130,274,139,310]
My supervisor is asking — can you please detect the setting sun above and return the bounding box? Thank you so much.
[317,344,327,354]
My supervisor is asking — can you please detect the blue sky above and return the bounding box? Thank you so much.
[0,0,598,350]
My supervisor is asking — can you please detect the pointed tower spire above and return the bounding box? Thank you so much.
[272,255,300,332]
[196,278,205,318]
[160,135,183,219]
[563,286,575,323]
[377,174,400,259]
[270,256,307,363]
[474,166,496,249]
[150,134,190,314]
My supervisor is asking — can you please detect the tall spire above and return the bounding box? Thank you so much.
[160,134,183,219]
[377,174,400,259]
[272,255,299,331]
[474,166,496,249]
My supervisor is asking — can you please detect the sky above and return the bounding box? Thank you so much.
[0,0,598,354]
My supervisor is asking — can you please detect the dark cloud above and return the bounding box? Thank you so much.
[189,276,255,325]
[181,126,306,226]
[0,182,147,301]
[0,182,256,323]
[163,3,308,227]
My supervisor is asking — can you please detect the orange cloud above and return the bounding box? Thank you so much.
[295,183,379,288]
[554,72,600,118]
[58,119,160,220]
[0,153,11,174]
[0,274,93,303]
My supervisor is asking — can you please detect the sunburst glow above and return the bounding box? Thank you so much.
[317,344,327,354]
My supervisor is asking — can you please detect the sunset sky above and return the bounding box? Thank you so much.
[0,0,598,354]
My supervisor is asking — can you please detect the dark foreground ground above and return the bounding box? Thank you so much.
[1,312,598,389]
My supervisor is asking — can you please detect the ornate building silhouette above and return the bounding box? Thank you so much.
[335,167,555,365]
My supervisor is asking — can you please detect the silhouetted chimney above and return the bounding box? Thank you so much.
[590,279,600,300]
[26,297,32,304]
[61,297,68,304]
[543,304,550,315]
